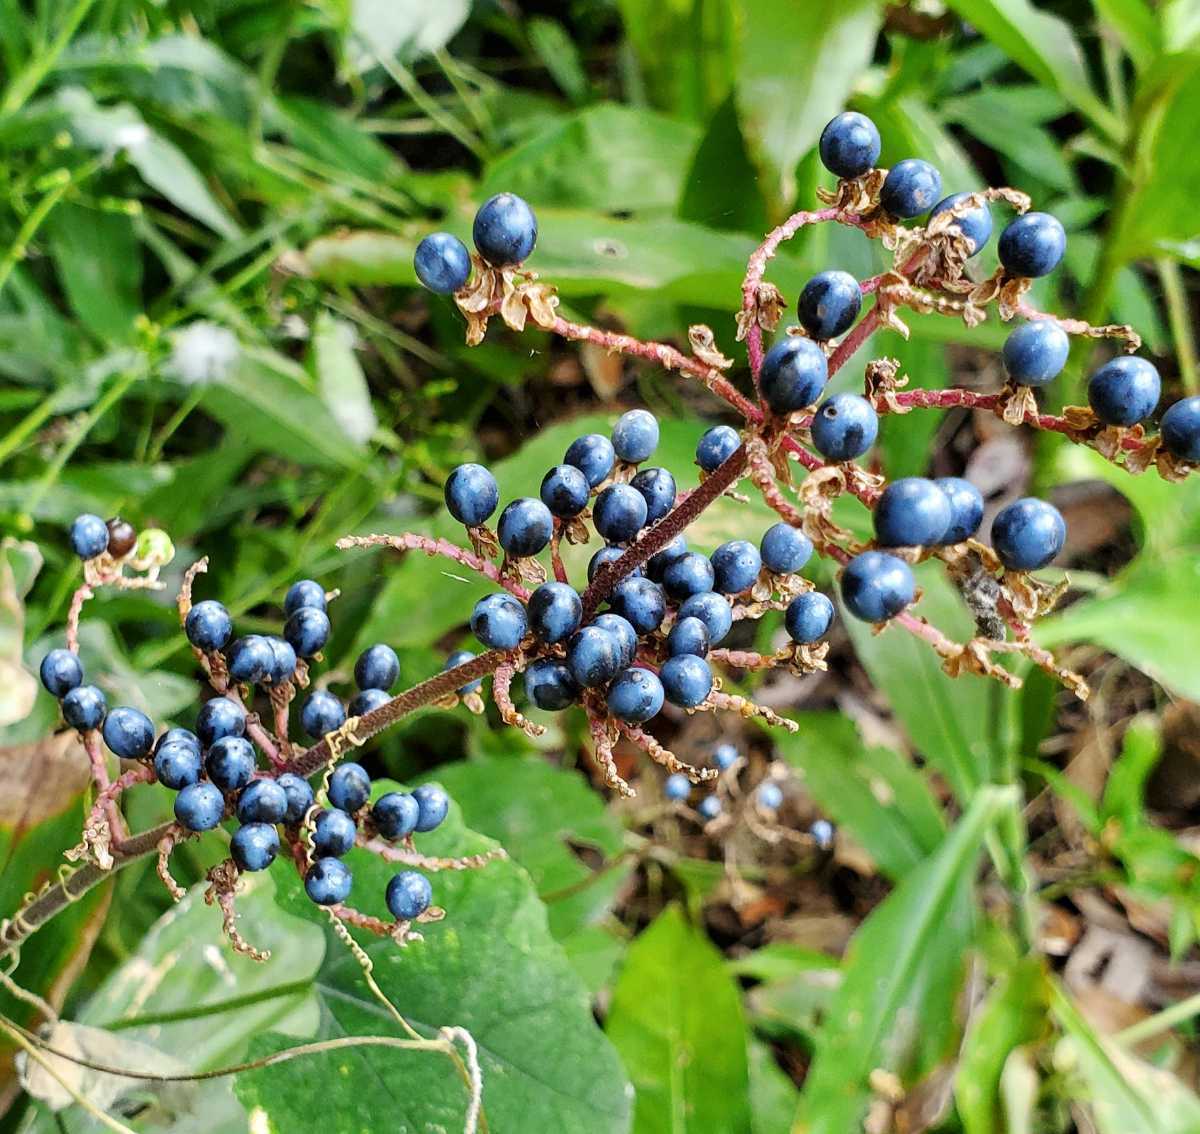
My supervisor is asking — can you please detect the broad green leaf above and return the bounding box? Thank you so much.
[527,17,590,104]
[775,712,945,880]
[311,312,377,447]
[795,786,1015,1132]
[749,1039,801,1134]
[746,970,840,1047]
[1094,0,1162,70]
[0,538,40,727]
[728,943,839,983]
[877,334,948,480]
[606,905,750,1133]
[345,0,471,70]
[238,786,631,1133]
[1100,715,1160,827]
[678,92,769,233]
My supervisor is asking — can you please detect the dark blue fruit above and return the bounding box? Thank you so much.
[354,644,400,691]
[348,688,390,717]
[841,551,915,622]
[527,581,583,644]
[609,577,666,634]
[473,193,537,266]
[810,393,878,461]
[471,592,527,650]
[1161,396,1200,461]
[328,762,371,813]
[710,540,762,595]
[611,409,659,464]
[931,193,992,254]
[386,871,433,921]
[785,592,835,643]
[881,159,942,218]
[678,591,733,645]
[497,498,554,558]
[185,600,233,651]
[631,467,676,523]
[1087,356,1161,427]
[61,684,106,731]
[228,635,274,683]
[696,425,740,472]
[283,608,331,659]
[237,779,289,824]
[660,654,713,708]
[412,784,449,832]
[524,657,579,710]
[566,626,622,688]
[232,823,280,872]
[205,736,257,792]
[796,271,862,340]
[444,464,500,528]
[284,579,327,617]
[313,808,357,856]
[998,212,1066,278]
[593,483,648,543]
[154,741,203,790]
[373,791,420,840]
[540,464,591,518]
[934,478,984,544]
[666,615,710,658]
[760,336,829,414]
[197,696,246,746]
[663,552,715,600]
[101,706,155,759]
[591,613,638,667]
[40,648,82,697]
[174,781,225,831]
[414,232,472,294]
[277,773,315,824]
[69,513,109,559]
[819,111,881,179]
[990,498,1066,570]
[305,857,352,905]
[606,668,664,724]
[760,523,812,574]
[1002,321,1070,387]
[564,433,616,488]
[872,477,953,547]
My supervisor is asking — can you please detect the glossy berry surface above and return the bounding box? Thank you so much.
[663,552,715,600]
[931,193,992,254]
[349,688,390,717]
[528,582,583,643]
[695,425,740,472]
[444,464,499,528]
[228,634,274,683]
[566,626,622,688]
[313,808,357,856]
[611,409,659,463]
[1087,356,1161,427]
[667,616,710,659]
[1161,396,1200,461]
[305,857,352,906]
[206,736,256,792]
[237,779,288,824]
[355,644,400,691]
[284,608,331,659]
[473,192,537,266]
[197,696,246,746]
[102,706,155,759]
[678,591,732,645]
[277,773,315,824]
[497,498,554,558]
[757,782,784,811]
[592,613,638,667]
[645,536,688,581]
[62,684,106,731]
[540,464,591,518]
[609,577,667,634]
[818,111,880,179]
[414,232,472,294]
[175,782,225,832]
[990,498,1066,571]
[40,648,82,697]
[412,784,450,832]
[471,593,527,650]
[697,795,722,821]
[785,592,835,643]
[105,518,137,558]
[301,689,345,739]
[524,657,579,710]
[760,336,829,414]
[811,819,835,849]
[810,394,878,461]
[593,483,648,543]
[881,159,942,218]
[329,763,372,812]
[998,212,1065,278]
[373,791,420,839]
[386,871,433,921]
[631,467,676,523]
[154,741,202,790]
[873,477,953,547]
[588,545,631,583]
[760,523,812,574]
[1002,321,1070,387]
[841,551,916,622]
[284,579,327,617]
[664,772,691,801]
[711,540,762,595]
[185,600,233,651]
[661,654,713,708]
[935,478,985,544]
[231,823,280,872]
[564,433,616,487]
[157,727,200,754]
[714,743,738,770]
[606,667,664,724]
[69,513,109,559]
[796,271,862,341]
[265,637,297,685]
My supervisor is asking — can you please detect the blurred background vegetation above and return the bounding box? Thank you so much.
[3,1,1200,1131]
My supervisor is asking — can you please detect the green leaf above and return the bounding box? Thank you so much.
[344,0,471,70]
[877,335,948,480]
[733,0,882,208]
[678,92,769,233]
[311,312,377,447]
[750,1039,801,1134]
[795,786,1015,1132]
[239,786,631,1133]
[606,905,750,1133]
[1094,0,1163,70]
[0,538,41,727]
[527,17,590,104]
[1100,715,1161,827]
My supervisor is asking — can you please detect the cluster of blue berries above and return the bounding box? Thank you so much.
[413,193,538,294]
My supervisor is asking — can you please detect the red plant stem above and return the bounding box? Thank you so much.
[65,584,93,653]
[336,532,531,600]
[550,525,569,584]
[826,305,882,377]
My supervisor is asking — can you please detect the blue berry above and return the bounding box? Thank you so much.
[811,818,835,849]
[711,540,762,595]
[373,791,420,839]
[498,498,554,558]
[232,823,280,872]
[305,857,352,905]
[810,393,878,461]
[664,772,691,802]
[69,513,109,559]
[228,635,274,683]
[238,779,288,824]
[348,688,390,717]
[931,193,992,254]
[277,773,315,824]
[329,762,371,812]
[593,483,648,543]
[524,657,579,710]
[609,577,666,634]
[284,579,326,617]
[990,498,1066,571]
[473,193,537,266]
[760,523,812,575]
[934,477,984,544]
[564,434,616,487]
[102,706,155,759]
[1002,321,1070,387]
[998,212,1065,278]
[354,644,400,691]
[1087,356,1161,427]
[611,409,659,464]
[819,111,880,179]
[667,616,710,658]
[588,545,634,583]
[154,741,203,790]
[414,232,471,294]
[471,593,527,651]
[873,477,952,547]
[785,592,835,643]
[696,425,740,472]
[881,159,942,218]
[697,795,722,821]
[386,871,433,921]
[645,536,688,581]
[540,464,590,518]
[445,464,500,528]
[444,650,482,695]
[678,591,732,645]
[796,272,862,341]
[61,684,106,731]
[156,727,200,755]
[205,736,257,792]
[284,608,331,659]
[606,667,664,724]
[175,781,225,832]
[185,600,233,651]
[757,782,784,811]
[412,784,449,832]
[528,581,583,643]
[566,626,622,688]
[760,336,829,414]
[40,648,82,697]
[841,551,915,622]
[1161,396,1200,461]
[631,467,676,523]
[663,552,715,600]
[592,613,638,667]
[265,637,298,685]
[714,743,738,770]
[661,654,713,708]
[313,808,357,856]
[197,696,246,746]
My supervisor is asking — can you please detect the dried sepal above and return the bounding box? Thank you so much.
[939,638,1023,688]
[500,554,547,586]
[1002,569,1069,622]
[466,523,501,560]
[735,282,788,342]
[778,640,831,674]
[688,324,734,370]
[817,168,888,214]
[999,382,1040,427]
